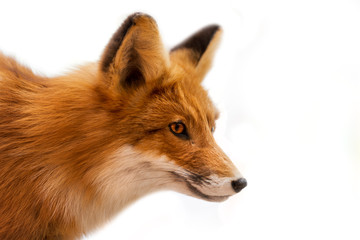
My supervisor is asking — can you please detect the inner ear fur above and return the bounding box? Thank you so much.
[100,13,168,91]
[170,25,222,81]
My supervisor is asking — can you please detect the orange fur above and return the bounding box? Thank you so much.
[0,13,244,239]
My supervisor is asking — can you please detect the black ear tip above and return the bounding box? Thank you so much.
[171,24,222,62]
[101,12,155,73]
[101,14,136,72]
[204,24,221,34]
[198,24,222,42]
[128,12,156,23]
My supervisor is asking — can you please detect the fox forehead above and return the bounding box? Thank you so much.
[143,75,218,129]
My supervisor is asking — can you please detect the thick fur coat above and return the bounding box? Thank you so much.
[0,13,246,239]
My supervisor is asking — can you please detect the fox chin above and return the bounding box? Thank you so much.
[0,12,246,240]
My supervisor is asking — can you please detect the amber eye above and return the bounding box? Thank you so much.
[169,122,189,140]
[170,122,184,134]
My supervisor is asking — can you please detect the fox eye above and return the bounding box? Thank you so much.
[169,122,189,140]
[211,126,215,133]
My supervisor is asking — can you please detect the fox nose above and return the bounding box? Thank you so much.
[231,178,247,193]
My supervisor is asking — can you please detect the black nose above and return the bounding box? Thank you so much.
[231,178,247,193]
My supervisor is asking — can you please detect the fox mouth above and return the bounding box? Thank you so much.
[170,172,230,202]
[185,181,230,202]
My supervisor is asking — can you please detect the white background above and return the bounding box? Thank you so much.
[0,0,359,239]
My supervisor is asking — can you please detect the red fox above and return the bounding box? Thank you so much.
[0,13,246,239]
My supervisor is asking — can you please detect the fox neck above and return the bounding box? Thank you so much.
[72,145,173,234]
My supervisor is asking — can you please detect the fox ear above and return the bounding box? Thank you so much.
[170,25,222,81]
[100,13,168,91]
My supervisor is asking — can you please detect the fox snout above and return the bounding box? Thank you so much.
[179,174,247,202]
[169,169,246,202]
[154,132,247,202]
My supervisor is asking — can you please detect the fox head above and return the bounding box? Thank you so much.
[95,13,246,204]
